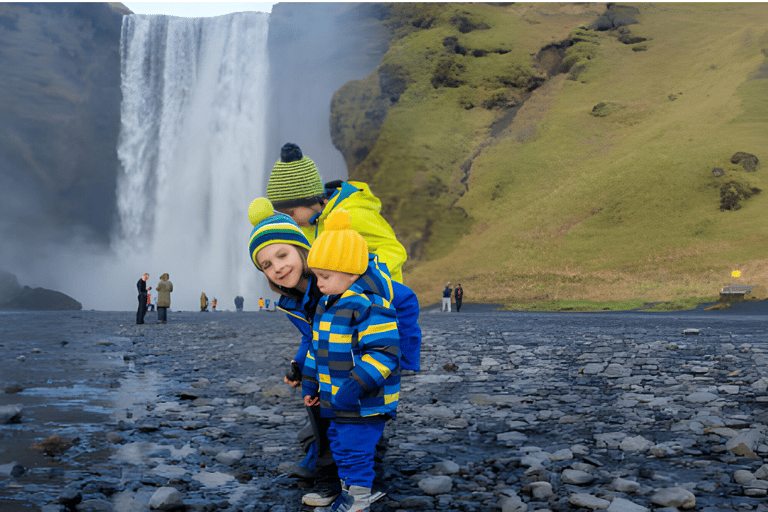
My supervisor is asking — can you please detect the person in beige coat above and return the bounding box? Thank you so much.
[156,273,173,324]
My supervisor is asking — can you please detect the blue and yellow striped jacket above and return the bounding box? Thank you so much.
[302,257,401,422]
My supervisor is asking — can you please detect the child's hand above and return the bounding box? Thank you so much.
[284,376,301,388]
[304,395,319,407]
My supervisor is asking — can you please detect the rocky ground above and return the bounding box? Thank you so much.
[1,303,768,512]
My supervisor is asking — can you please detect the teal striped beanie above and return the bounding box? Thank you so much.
[248,198,311,270]
[266,143,326,209]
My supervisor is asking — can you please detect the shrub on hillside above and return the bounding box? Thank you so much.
[720,180,761,211]
[432,56,466,88]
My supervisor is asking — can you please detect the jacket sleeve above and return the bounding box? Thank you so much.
[346,303,400,396]
[301,333,318,398]
[392,281,421,371]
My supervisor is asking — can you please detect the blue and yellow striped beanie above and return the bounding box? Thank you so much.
[248,197,311,271]
[266,143,326,209]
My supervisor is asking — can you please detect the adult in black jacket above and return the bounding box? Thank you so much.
[454,284,463,312]
[136,273,151,324]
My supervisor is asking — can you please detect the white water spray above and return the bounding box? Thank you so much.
[114,13,271,311]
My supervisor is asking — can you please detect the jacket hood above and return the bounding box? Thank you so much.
[348,255,393,304]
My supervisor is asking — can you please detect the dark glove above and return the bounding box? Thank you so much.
[286,361,302,382]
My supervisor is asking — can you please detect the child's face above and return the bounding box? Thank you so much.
[257,243,306,289]
[310,268,359,296]
[277,204,323,227]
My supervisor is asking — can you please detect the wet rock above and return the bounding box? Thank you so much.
[619,435,652,452]
[76,498,113,512]
[612,477,641,493]
[562,468,596,485]
[149,487,184,510]
[418,475,453,495]
[650,486,696,508]
[0,462,25,477]
[569,493,610,509]
[607,497,650,512]
[31,435,74,456]
[0,404,22,424]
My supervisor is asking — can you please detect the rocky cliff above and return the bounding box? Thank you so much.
[0,2,127,248]
[0,270,82,310]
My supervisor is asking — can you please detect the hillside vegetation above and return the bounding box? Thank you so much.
[330,2,768,309]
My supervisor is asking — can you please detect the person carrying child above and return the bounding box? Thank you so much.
[302,209,400,512]
[266,142,407,283]
[248,197,420,507]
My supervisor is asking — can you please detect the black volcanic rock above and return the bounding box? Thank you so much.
[0,270,81,310]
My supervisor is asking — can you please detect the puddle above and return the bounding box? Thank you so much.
[0,331,168,511]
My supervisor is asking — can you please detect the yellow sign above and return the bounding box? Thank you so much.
[732,270,741,278]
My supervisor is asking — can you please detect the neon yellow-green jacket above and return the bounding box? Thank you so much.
[302,181,407,283]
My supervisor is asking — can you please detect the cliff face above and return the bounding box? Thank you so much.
[0,3,127,248]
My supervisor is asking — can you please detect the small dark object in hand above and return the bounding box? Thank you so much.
[286,361,302,382]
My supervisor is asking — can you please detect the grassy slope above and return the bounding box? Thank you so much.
[353,3,768,308]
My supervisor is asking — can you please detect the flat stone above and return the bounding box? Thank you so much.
[562,469,596,485]
[569,493,610,509]
[607,497,650,512]
[650,487,696,509]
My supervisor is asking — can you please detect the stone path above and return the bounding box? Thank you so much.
[1,307,768,512]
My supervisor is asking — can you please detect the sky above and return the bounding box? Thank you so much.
[122,2,276,17]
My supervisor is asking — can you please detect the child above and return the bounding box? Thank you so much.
[302,209,400,512]
[266,142,408,283]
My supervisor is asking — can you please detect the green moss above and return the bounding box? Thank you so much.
[563,40,599,80]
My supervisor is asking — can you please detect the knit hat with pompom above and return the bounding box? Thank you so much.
[266,143,325,209]
[307,209,368,275]
[248,197,311,270]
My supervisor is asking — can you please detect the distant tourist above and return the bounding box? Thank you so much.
[200,292,209,312]
[265,298,270,310]
[155,273,173,324]
[136,273,151,324]
[442,282,452,312]
[454,284,463,312]
[146,291,155,312]
[234,295,244,312]
[212,298,217,311]
[258,297,265,311]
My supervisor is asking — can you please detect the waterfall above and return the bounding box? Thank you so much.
[115,12,271,311]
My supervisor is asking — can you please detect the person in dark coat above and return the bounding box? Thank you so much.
[136,273,151,324]
[454,284,463,312]
[234,295,244,312]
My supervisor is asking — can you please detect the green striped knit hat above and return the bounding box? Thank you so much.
[266,143,326,209]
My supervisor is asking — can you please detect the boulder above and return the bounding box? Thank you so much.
[731,152,760,172]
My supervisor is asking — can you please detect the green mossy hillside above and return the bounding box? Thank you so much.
[330,3,768,309]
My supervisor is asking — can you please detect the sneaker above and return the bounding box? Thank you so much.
[314,485,371,512]
[302,480,342,506]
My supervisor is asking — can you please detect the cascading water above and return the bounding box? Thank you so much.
[115,12,271,311]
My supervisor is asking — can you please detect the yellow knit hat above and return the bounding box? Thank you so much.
[307,209,368,275]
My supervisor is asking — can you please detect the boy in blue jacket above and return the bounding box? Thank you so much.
[303,209,400,512]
